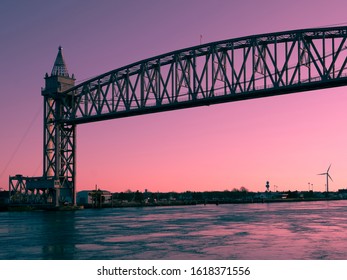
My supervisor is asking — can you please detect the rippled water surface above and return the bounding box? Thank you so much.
[1,200,347,259]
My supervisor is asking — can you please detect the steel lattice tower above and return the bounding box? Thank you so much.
[42,47,76,206]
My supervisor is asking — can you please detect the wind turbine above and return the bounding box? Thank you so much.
[318,164,333,193]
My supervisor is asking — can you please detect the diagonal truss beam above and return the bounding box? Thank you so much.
[57,26,347,125]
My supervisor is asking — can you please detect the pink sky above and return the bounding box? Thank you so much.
[1,0,347,193]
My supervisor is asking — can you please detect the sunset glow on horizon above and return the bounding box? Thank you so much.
[2,0,347,193]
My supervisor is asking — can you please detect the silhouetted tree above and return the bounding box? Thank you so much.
[134,190,144,203]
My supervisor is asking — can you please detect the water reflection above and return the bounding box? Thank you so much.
[1,201,347,259]
[40,212,78,259]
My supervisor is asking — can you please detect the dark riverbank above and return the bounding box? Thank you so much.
[3,196,347,211]
[3,187,347,211]
[86,196,347,208]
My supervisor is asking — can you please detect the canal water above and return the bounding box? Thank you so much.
[1,200,347,260]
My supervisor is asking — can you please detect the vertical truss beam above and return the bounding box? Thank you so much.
[43,94,76,206]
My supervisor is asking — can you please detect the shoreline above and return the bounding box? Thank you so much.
[2,197,346,211]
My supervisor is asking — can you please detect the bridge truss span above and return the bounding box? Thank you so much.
[60,26,347,125]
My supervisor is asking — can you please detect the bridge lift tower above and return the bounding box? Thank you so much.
[9,47,76,207]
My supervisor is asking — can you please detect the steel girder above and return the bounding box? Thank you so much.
[42,94,76,206]
[8,176,54,205]
[43,97,75,182]
[54,26,347,125]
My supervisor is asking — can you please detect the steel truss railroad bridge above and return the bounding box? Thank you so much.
[9,26,347,207]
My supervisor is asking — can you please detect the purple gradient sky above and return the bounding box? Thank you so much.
[1,0,347,193]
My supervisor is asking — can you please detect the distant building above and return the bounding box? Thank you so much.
[77,190,112,207]
[265,181,270,192]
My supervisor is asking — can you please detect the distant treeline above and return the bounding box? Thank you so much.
[111,188,333,204]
